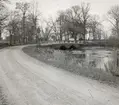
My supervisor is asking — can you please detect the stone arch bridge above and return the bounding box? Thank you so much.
[39,40,107,50]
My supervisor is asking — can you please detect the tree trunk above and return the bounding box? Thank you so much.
[83,20,86,43]
[93,29,96,40]
[22,13,26,44]
[9,30,12,46]
[116,19,119,38]
[74,33,77,43]
[59,17,62,42]
[0,29,2,40]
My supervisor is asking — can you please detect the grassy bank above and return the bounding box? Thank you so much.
[23,46,119,86]
[0,43,9,49]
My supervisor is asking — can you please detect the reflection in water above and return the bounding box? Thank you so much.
[106,50,119,76]
[71,49,112,70]
[38,47,119,75]
[89,60,96,67]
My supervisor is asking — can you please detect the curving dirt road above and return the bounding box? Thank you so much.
[0,46,119,105]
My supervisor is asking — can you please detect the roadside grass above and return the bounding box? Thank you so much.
[23,46,119,86]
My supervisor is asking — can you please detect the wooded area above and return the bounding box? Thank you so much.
[0,0,119,46]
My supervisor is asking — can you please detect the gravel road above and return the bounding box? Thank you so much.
[0,46,119,105]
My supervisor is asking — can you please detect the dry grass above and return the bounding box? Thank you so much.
[23,46,119,86]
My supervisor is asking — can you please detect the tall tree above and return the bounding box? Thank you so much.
[58,6,86,42]
[63,3,90,42]
[88,15,101,40]
[57,11,66,41]
[16,2,30,44]
[28,0,40,42]
[0,0,9,40]
[7,11,21,45]
[43,18,54,41]
[108,5,119,38]
[80,3,90,41]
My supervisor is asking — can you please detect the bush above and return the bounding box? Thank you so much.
[107,36,119,47]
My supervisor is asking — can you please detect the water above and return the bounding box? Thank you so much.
[71,48,113,70]
[39,47,117,69]
[22,46,119,83]
[36,46,119,80]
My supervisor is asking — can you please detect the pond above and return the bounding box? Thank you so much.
[37,47,119,71]
[23,46,119,84]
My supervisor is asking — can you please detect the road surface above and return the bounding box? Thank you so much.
[0,46,119,105]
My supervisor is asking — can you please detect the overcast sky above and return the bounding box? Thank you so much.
[8,0,119,31]
[9,0,119,18]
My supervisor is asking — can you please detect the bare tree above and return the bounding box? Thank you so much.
[62,20,84,42]
[0,0,9,40]
[56,11,66,41]
[16,2,30,44]
[88,15,101,40]
[62,3,90,42]
[7,1,41,45]
[108,5,119,38]
[42,18,54,41]
[7,11,21,45]
[57,6,85,42]
[28,0,40,43]
[80,3,90,41]
[49,18,59,41]
[64,3,90,42]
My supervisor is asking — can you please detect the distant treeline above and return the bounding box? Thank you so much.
[0,1,119,46]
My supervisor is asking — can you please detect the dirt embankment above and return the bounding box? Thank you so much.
[23,46,119,87]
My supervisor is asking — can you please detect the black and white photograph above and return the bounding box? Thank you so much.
[0,0,119,105]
